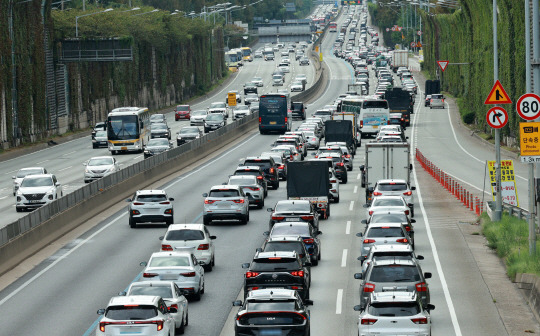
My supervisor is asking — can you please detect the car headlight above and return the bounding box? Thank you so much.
[85,168,90,173]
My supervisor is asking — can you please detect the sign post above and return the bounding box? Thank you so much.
[228,92,237,107]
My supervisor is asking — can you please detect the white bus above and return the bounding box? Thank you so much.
[359,99,390,138]
[107,107,150,154]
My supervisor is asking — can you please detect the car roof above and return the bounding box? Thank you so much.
[276,199,310,205]
[246,288,297,300]
[367,223,404,229]
[256,251,297,259]
[88,156,114,160]
[108,295,160,306]
[129,281,175,288]
[150,251,192,258]
[273,222,310,229]
[372,195,406,201]
[376,179,408,184]
[267,236,304,242]
[136,189,166,195]
[167,223,205,231]
[22,174,53,179]
[210,185,242,191]
[371,291,416,303]
[369,244,414,253]
[236,166,263,171]
[372,258,416,267]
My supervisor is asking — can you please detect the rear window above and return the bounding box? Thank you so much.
[363,100,388,109]
[372,199,404,207]
[275,202,311,212]
[251,258,300,271]
[377,183,407,191]
[136,194,167,202]
[149,256,190,267]
[367,302,421,316]
[165,229,205,241]
[366,227,404,238]
[264,242,305,256]
[209,190,240,197]
[370,213,408,223]
[244,160,272,169]
[246,300,296,312]
[105,305,158,320]
[369,265,421,282]
[129,286,173,298]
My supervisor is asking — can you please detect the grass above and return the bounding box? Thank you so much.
[481,213,540,280]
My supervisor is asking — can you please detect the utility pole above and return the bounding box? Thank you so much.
[532,0,540,251]
[8,0,18,144]
[493,0,502,221]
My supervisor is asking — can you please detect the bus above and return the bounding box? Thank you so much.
[259,94,292,134]
[240,47,253,62]
[107,107,150,154]
[329,21,337,32]
[225,49,243,68]
[359,99,390,138]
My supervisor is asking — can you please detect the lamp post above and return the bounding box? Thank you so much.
[75,8,113,38]
[133,9,159,16]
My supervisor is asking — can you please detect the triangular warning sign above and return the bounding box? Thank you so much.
[484,79,512,105]
[437,60,449,72]
[416,42,422,48]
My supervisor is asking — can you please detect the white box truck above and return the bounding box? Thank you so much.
[392,50,408,72]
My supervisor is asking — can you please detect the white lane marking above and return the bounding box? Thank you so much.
[5,169,18,175]
[349,201,354,211]
[411,89,463,336]
[133,155,142,160]
[356,173,361,179]
[341,249,347,267]
[346,220,351,235]
[0,196,7,200]
[353,185,358,194]
[0,213,125,307]
[58,166,72,172]
[62,151,76,156]
[37,160,49,164]
[336,289,343,314]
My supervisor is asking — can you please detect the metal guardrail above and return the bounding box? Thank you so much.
[486,201,532,221]
[61,48,133,62]
[0,112,258,247]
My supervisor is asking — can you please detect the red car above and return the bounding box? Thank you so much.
[174,105,191,120]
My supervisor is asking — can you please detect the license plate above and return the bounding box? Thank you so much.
[372,125,378,129]
[161,274,179,280]
[270,121,277,125]
[28,200,41,203]
[145,208,160,213]
[260,329,282,336]
[121,146,127,150]
[217,204,230,209]
[119,326,142,334]
[286,217,300,221]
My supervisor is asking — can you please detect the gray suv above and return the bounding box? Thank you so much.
[202,185,250,225]
[127,190,174,228]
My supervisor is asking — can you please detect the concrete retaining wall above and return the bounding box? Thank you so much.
[515,273,540,321]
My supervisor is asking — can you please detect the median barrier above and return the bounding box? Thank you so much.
[0,113,258,276]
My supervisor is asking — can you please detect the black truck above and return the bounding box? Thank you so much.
[324,119,357,154]
[287,161,330,219]
[385,88,414,127]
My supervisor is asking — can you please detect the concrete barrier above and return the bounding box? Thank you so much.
[515,273,540,322]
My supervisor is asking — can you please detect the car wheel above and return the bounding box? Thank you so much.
[204,262,213,272]
[273,181,279,190]
[193,291,201,301]
[347,166,352,171]
[341,177,348,184]
[264,188,268,197]
[177,142,180,146]
[16,207,22,213]
[312,258,319,266]
[257,200,265,209]
[92,144,97,149]
[326,206,331,218]
[177,316,185,334]
[318,248,321,260]
[204,128,209,133]
[185,310,189,326]
[203,216,211,226]
[334,196,340,203]
[129,217,136,228]
[166,218,174,227]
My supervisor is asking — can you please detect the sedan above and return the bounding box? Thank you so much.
[371,179,416,215]
[267,200,319,231]
[91,130,108,149]
[204,114,225,133]
[150,123,171,140]
[83,156,119,183]
[251,76,264,87]
[299,57,310,65]
[244,93,259,105]
[357,223,412,261]
[176,126,202,146]
[143,138,173,159]
[290,81,304,92]
[140,251,205,300]
[366,195,412,219]
[190,110,208,126]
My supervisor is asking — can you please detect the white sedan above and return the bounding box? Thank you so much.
[83,156,119,183]
[366,195,412,220]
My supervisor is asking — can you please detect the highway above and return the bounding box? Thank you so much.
[0,4,538,336]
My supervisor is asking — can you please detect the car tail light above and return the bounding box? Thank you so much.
[257,176,263,180]
[290,155,294,160]
[363,239,376,244]
[337,162,344,167]
[99,322,107,332]
[285,117,288,123]
[165,209,173,214]
[404,210,410,215]
[416,282,428,292]
[290,270,305,277]
[430,99,434,103]
[159,201,170,205]
[363,282,375,292]
[259,117,262,123]
[330,179,337,183]
[181,272,196,277]
[300,215,313,220]
[246,272,260,278]
[272,216,285,221]
[403,191,412,196]
[360,120,363,127]
[411,317,428,324]
[361,318,377,325]
[205,199,216,204]
[372,191,382,196]
[270,168,275,174]
[404,226,411,232]
[133,202,144,205]
[161,244,173,251]
[233,199,245,203]
[387,120,390,125]
[250,287,260,291]
[132,210,140,215]
[169,304,178,311]
[198,244,209,250]
[346,154,351,158]
[396,238,409,243]
[291,286,302,290]
[368,210,374,215]
[303,238,314,244]
[247,187,260,191]
[143,272,158,278]
[279,165,284,169]
[155,320,164,331]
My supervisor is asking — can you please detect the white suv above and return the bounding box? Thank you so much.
[160,223,217,271]
[16,174,62,212]
[96,295,177,336]
[127,190,174,228]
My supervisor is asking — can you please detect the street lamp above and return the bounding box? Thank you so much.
[133,9,159,16]
[120,7,140,13]
[75,8,113,37]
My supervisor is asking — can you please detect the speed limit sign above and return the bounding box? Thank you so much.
[386,28,389,32]
[517,93,540,121]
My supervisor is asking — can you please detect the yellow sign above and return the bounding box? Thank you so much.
[519,122,540,156]
[315,46,319,52]
[488,160,519,206]
[228,92,237,107]
[319,52,323,62]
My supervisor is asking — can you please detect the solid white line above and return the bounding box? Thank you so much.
[341,249,347,267]
[353,185,358,194]
[58,166,72,172]
[0,213,125,307]
[411,90,463,336]
[36,160,49,164]
[5,169,18,175]
[349,201,354,211]
[357,173,361,179]
[0,196,7,200]
[133,155,143,160]
[336,289,343,314]
[346,220,351,235]
[63,151,76,156]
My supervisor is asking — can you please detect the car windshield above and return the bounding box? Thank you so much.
[370,213,408,223]
[378,183,407,191]
[147,139,169,146]
[208,189,240,197]
[369,265,421,282]
[152,124,168,130]
[95,131,107,137]
[206,114,223,121]
[166,229,205,241]
[105,305,158,320]
[273,75,283,80]
[129,286,173,298]
[264,242,305,256]
[150,115,164,122]
[149,256,190,267]
[21,176,52,187]
[367,302,421,317]
[135,194,168,202]
[271,225,310,236]
[251,258,300,271]
[176,106,189,111]
[373,199,405,207]
[367,227,404,238]
[210,102,226,109]
[87,158,114,166]
[236,106,249,111]
[16,168,43,178]
[179,128,199,134]
[192,110,207,116]
[275,202,310,212]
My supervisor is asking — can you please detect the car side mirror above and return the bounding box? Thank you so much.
[158,236,164,241]
[409,163,413,170]
[356,232,363,237]
[202,193,208,197]
[353,305,363,311]
[233,300,243,306]
[256,247,262,252]
[362,203,369,208]
[367,187,374,193]
[55,182,61,187]
[198,261,205,266]
[316,230,322,235]
[97,308,105,315]
[168,306,178,313]
[263,231,269,236]
[354,273,363,279]
[242,263,250,269]
[359,165,365,171]
[210,235,217,239]
[416,255,424,260]
[424,272,432,279]
[140,261,148,267]
[411,219,416,223]
[408,203,414,208]
[169,198,174,201]
[411,186,416,190]
[425,304,436,311]
[12,176,15,179]
[126,198,132,202]
[361,219,367,224]
[304,299,314,306]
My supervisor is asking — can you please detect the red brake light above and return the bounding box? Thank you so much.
[368,210,374,216]
[133,202,144,205]
[290,270,305,277]
[270,168,275,173]
[259,117,262,123]
[279,165,285,169]
[363,239,376,244]
[360,120,363,127]
[156,320,164,331]
[205,199,216,204]
[198,244,210,250]
[161,244,173,251]
[404,210,410,215]
[337,162,344,166]
[99,322,106,332]
[403,191,412,196]
[416,282,428,292]
[363,282,375,292]
[330,179,337,183]
[405,226,411,232]
[396,238,409,243]
[159,201,170,205]
[346,154,351,158]
[411,317,428,324]
[303,238,314,244]
[181,272,196,277]
[169,304,178,311]
[300,215,313,220]
[233,199,245,203]
[361,318,378,325]
[272,216,285,221]
[246,271,260,278]
[143,272,158,278]
[256,176,263,180]
[372,191,382,196]
[285,117,288,123]
[247,187,260,191]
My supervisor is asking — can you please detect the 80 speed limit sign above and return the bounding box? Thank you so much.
[517,93,540,120]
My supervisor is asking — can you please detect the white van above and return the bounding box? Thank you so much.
[359,99,390,138]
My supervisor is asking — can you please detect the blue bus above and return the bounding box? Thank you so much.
[259,94,292,134]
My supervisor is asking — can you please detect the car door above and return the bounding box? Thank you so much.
[204,226,215,257]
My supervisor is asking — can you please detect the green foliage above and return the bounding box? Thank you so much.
[481,213,540,279]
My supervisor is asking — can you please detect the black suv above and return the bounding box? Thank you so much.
[233,166,268,197]
[291,102,306,120]
[240,157,280,190]
[233,289,312,336]
[243,83,258,95]
[242,251,311,301]
[267,200,319,231]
